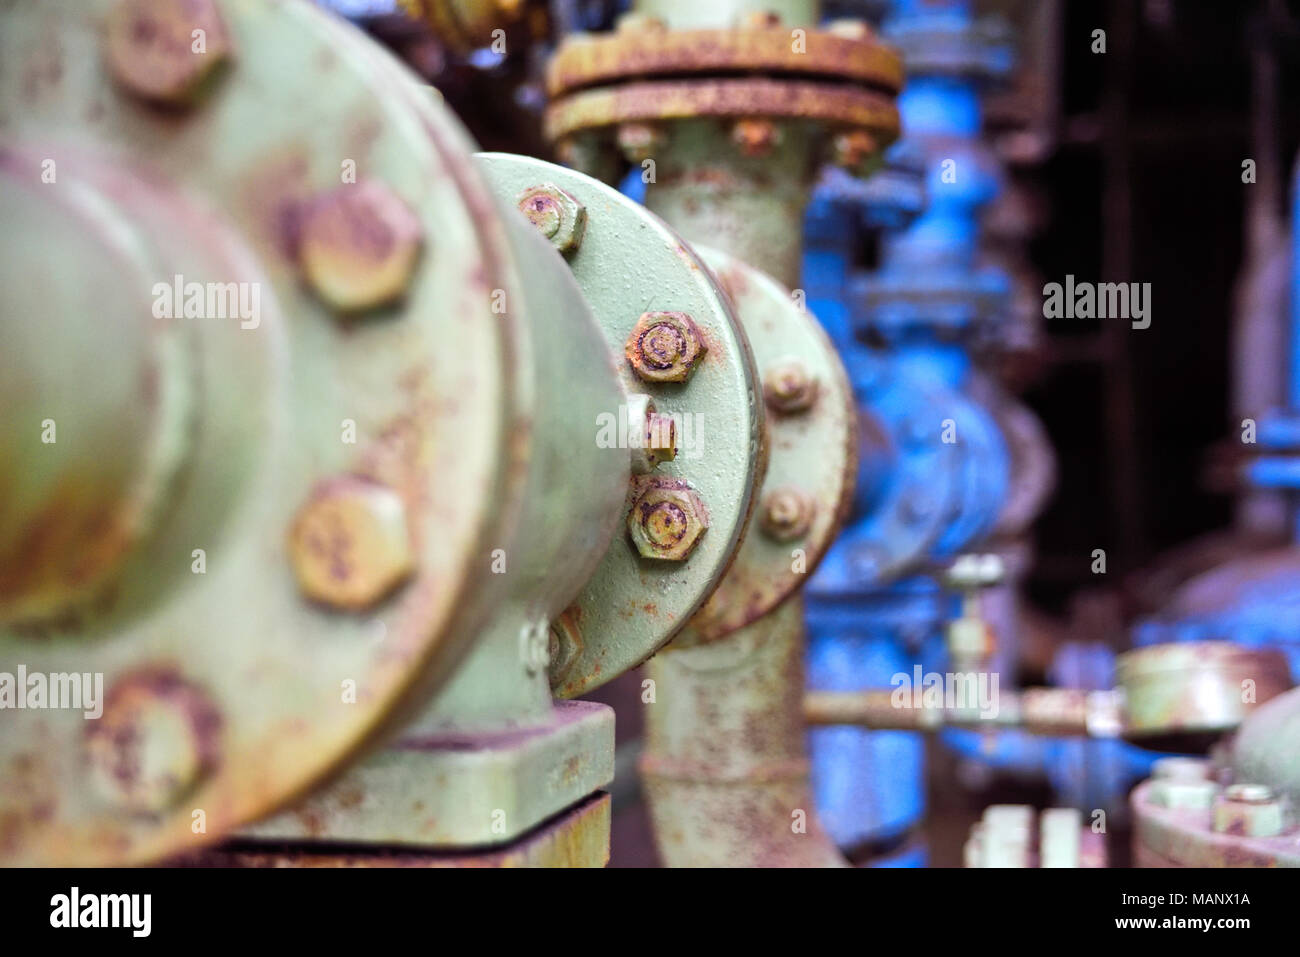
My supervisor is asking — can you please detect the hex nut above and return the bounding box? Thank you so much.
[86,670,219,814]
[517,183,587,255]
[627,479,709,561]
[298,180,425,312]
[1213,784,1288,837]
[764,358,818,413]
[625,311,708,383]
[288,475,415,610]
[760,487,814,542]
[626,394,678,473]
[104,0,233,106]
[548,611,584,683]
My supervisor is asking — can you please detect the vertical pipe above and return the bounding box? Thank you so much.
[641,597,848,867]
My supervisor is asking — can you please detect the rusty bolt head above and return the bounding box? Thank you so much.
[831,129,879,170]
[731,119,782,157]
[760,487,814,542]
[298,180,425,313]
[628,480,709,561]
[616,123,664,164]
[104,0,233,107]
[288,475,415,610]
[1213,784,1287,837]
[626,394,678,473]
[548,611,584,683]
[626,311,708,383]
[86,670,219,814]
[517,183,587,256]
[764,358,818,413]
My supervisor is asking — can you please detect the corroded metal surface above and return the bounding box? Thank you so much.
[189,793,612,868]
[0,0,627,866]
[242,700,613,847]
[641,596,847,867]
[546,78,900,148]
[547,26,903,99]
[474,153,763,699]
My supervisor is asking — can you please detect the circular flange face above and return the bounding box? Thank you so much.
[1117,641,1293,753]
[546,78,900,146]
[473,153,763,698]
[547,26,904,99]
[0,0,526,864]
[676,247,857,642]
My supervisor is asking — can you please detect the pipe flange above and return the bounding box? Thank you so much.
[674,248,856,643]
[0,0,534,865]
[547,24,903,99]
[474,153,763,697]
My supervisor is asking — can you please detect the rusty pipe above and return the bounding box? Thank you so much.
[641,596,847,867]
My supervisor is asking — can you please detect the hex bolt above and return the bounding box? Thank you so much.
[104,0,233,107]
[288,475,415,610]
[616,123,664,164]
[1212,783,1287,837]
[627,480,709,561]
[548,611,584,683]
[298,180,425,313]
[760,487,814,542]
[627,394,678,473]
[731,118,781,158]
[517,183,587,256]
[831,129,878,170]
[625,311,708,383]
[764,358,818,413]
[86,670,219,815]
